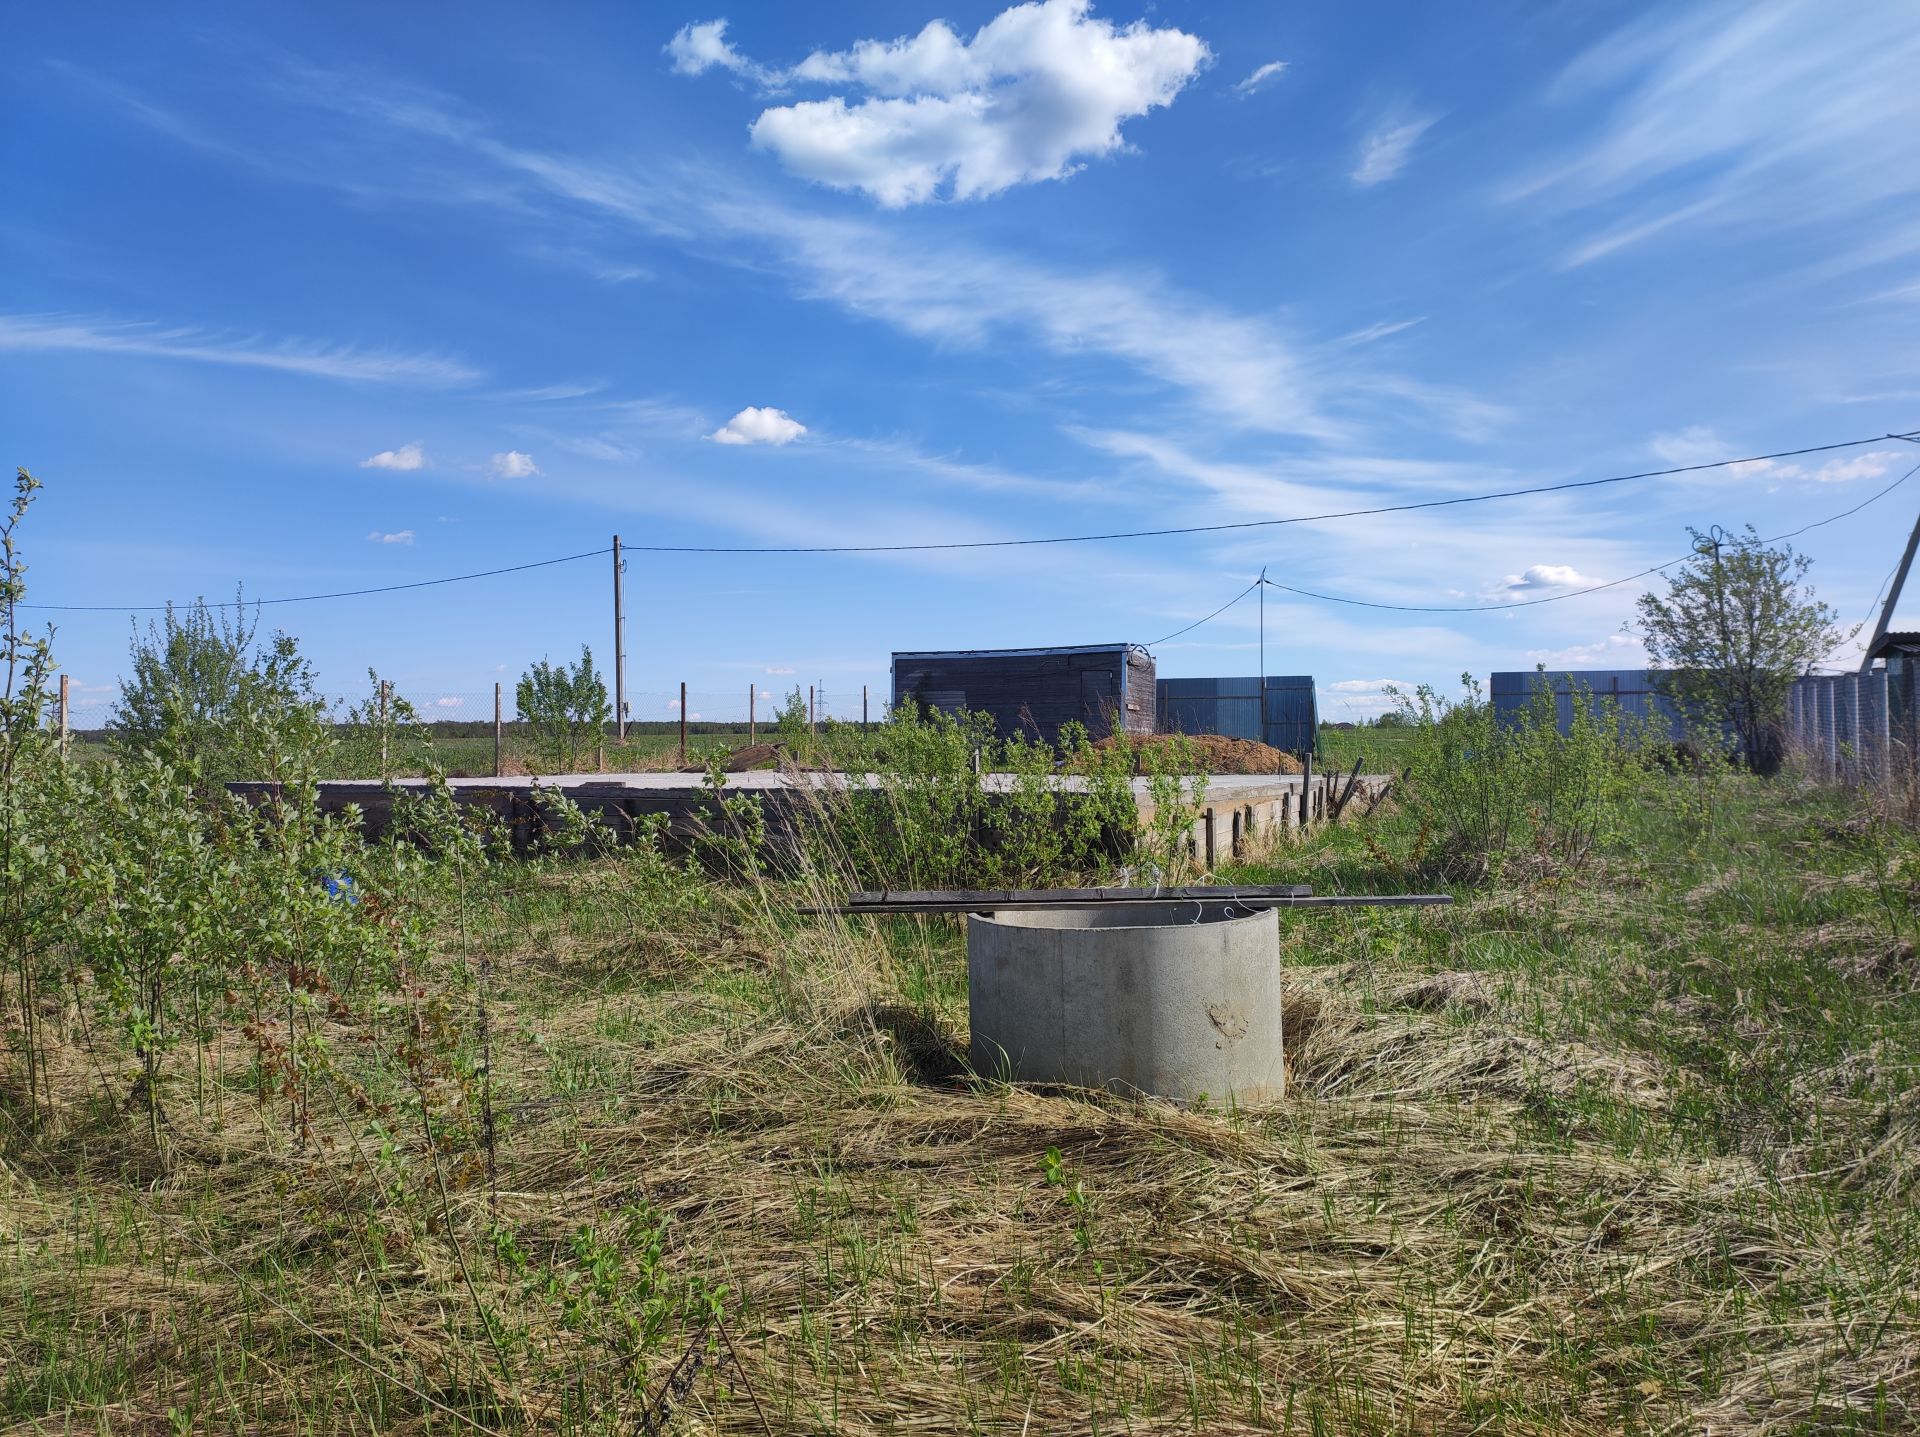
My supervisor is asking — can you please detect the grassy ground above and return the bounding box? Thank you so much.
[3,770,1917,1433]
[1317,723,1418,774]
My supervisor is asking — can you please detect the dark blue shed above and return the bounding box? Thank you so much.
[1155,676,1318,754]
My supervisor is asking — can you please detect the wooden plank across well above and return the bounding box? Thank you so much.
[807,885,1451,915]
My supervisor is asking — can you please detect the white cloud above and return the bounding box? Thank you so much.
[361,442,426,471]
[0,313,480,386]
[367,529,415,545]
[1339,317,1426,346]
[489,450,539,478]
[1811,451,1898,483]
[763,664,796,675]
[1649,425,1728,467]
[1351,116,1434,187]
[1651,429,1900,485]
[665,19,763,80]
[709,406,807,445]
[1525,632,1646,667]
[1234,60,1288,97]
[435,695,463,708]
[1502,563,1591,592]
[709,1,1210,205]
[1321,678,1413,721]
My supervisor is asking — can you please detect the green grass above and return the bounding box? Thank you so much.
[5,761,1918,1433]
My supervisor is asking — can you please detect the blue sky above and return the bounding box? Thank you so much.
[6,0,1920,725]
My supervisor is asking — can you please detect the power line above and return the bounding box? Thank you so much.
[21,547,611,614]
[1142,580,1259,647]
[1245,456,1920,616]
[16,428,1916,612]
[612,431,1917,554]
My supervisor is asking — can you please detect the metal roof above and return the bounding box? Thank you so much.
[892,643,1150,661]
[1867,632,1920,659]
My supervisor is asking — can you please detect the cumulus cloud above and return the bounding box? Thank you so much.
[1352,115,1434,187]
[360,442,426,471]
[709,406,807,445]
[763,664,796,675]
[665,19,766,81]
[367,529,415,545]
[489,450,539,478]
[1234,60,1287,96]
[435,696,463,708]
[682,1,1210,205]
[1501,563,1591,593]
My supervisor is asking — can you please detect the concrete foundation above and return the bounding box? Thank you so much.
[967,904,1284,1104]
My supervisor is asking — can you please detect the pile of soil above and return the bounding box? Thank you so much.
[1092,733,1303,775]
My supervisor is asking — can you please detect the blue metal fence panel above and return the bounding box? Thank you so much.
[1489,670,1689,741]
[1155,676,1317,752]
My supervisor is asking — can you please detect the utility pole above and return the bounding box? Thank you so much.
[1257,567,1266,750]
[57,673,69,755]
[612,535,627,744]
[1862,507,1920,673]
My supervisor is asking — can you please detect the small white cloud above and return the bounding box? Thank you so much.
[435,695,463,708]
[367,529,415,545]
[1812,451,1898,483]
[1502,563,1590,593]
[1352,115,1434,187]
[1320,678,1412,720]
[489,450,539,479]
[1235,60,1288,96]
[1328,678,1412,694]
[1649,425,1729,467]
[708,2,1210,206]
[1526,633,1647,667]
[709,406,808,446]
[763,664,796,675]
[666,19,764,80]
[361,442,426,471]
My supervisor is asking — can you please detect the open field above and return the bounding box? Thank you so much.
[4,753,1917,1435]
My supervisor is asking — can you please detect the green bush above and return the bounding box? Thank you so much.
[1385,671,1652,884]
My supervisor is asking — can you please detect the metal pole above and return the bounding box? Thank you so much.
[863,684,869,732]
[749,684,756,746]
[612,535,627,742]
[58,673,69,755]
[379,680,390,774]
[494,682,503,777]
[1863,505,1920,673]
[809,684,816,733]
[1260,567,1276,772]
[679,680,687,765]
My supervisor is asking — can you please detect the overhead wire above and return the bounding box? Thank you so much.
[16,428,1917,612]
[1238,455,1920,617]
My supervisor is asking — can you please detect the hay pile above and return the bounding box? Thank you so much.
[1095,732,1304,774]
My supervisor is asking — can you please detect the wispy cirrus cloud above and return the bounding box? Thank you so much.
[1513,0,1920,270]
[1352,115,1434,187]
[0,313,479,386]
[1234,60,1287,97]
[367,528,415,544]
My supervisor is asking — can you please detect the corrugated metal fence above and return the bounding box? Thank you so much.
[1155,677,1318,754]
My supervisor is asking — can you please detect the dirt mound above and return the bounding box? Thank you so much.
[1093,733,1303,775]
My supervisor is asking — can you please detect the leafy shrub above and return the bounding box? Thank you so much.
[515,645,610,773]
[1384,672,1652,884]
[111,591,331,786]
